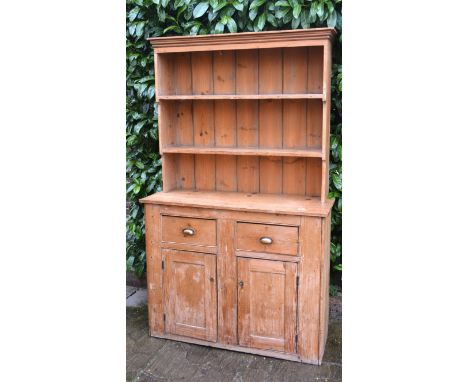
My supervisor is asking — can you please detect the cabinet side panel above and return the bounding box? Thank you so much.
[217,219,238,344]
[306,158,322,197]
[298,216,322,363]
[307,46,324,94]
[306,100,323,150]
[319,213,331,361]
[145,204,164,335]
[157,53,174,95]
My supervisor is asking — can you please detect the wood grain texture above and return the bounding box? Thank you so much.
[191,51,213,95]
[174,53,192,95]
[161,215,217,248]
[283,47,308,94]
[217,219,237,344]
[144,204,164,335]
[149,28,336,53]
[163,249,217,342]
[215,155,237,192]
[194,154,216,191]
[157,94,323,100]
[141,190,334,217]
[238,258,297,353]
[319,213,331,362]
[213,50,235,94]
[297,216,322,362]
[236,222,299,256]
[163,146,322,158]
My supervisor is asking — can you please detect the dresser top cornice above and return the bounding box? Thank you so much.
[148,28,336,53]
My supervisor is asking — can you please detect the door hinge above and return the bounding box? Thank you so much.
[162,260,165,270]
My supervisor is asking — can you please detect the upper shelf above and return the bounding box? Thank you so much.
[156,93,324,101]
[162,146,322,158]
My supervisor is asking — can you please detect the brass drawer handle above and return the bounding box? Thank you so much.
[259,236,273,245]
[182,228,195,236]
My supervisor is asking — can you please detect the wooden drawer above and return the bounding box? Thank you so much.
[161,215,217,251]
[236,222,299,256]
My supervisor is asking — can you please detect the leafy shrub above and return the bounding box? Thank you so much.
[127,0,342,277]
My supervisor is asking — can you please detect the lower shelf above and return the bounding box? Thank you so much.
[149,332,321,365]
[140,190,334,217]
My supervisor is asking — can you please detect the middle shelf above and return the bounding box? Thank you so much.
[162,146,323,158]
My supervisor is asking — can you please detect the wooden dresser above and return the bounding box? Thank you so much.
[140,28,335,365]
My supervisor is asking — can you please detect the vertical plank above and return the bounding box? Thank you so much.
[319,214,331,361]
[177,154,195,190]
[204,253,218,342]
[174,101,193,146]
[215,100,236,147]
[195,154,216,190]
[237,157,259,193]
[283,158,306,195]
[321,41,332,202]
[237,100,258,148]
[144,204,164,335]
[158,102,176,151]
[236,49,258,94]
[259,48,282,94]
[174,53,192,95]
[259,100,282,148]
[216,155,237,192]
[154,52,159,97]
[192,51,213,95]
[283,47,308,94]
[157,53,174,95]
[298,216,322,363]
[217,219,238,344]
[306,100,323,149]
[308,46,324,94]
[259,157,282,194]
[306,158,322,197]
[193,100,214,147]
[162,154,177,192]
[283,100,306,149]
[213,50,235,94]
[284,262,298,354]
[237,257,250,347]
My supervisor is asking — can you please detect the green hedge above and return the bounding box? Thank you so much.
[126,0,342,277]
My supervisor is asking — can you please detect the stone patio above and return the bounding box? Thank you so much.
[127,287,342,382]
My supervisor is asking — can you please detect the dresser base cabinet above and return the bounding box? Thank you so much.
[142,202,332,365]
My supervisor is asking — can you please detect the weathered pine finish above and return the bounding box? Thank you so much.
[141,29,335,365]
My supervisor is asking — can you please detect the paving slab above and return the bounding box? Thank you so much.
[127,288,148,307]
[127,286,138,298]
[127,304,342,382]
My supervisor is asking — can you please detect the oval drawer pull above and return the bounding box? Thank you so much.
[259,236,273,245]
[182,228,195,236]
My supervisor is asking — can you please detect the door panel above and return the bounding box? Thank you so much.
[163,250,217,342]
[237,258,297,353]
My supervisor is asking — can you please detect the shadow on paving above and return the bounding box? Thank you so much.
[127,306,342,382]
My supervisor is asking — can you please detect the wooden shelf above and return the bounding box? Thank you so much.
[162,146,322,158]
[157,93,324,101]
[140,190,334,217]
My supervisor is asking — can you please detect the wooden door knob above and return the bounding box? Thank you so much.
[182,228,195,236]
[259,236,273,245]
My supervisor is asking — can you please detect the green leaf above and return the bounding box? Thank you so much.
[134,121,145,134]
[327,9,337,28]
[249,7,258,21]
[214,22,225,33]
[249,0,267,10]
[291,15,300,29]
[163,25,179,34]
[257,12,266,30]
[226,17,237,33]
[275,0,290,6]
[213,1,228,12]
[128,7,140,22]
[193,2,209,18]
[292,3,301,19]
[233,1,244,11]
[135,21,145,37]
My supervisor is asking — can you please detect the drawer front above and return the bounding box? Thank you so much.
[236,222,298,256]
[161,216,217,248]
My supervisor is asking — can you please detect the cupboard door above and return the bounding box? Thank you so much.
[237,258,297,353]
[163,250,217,342]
